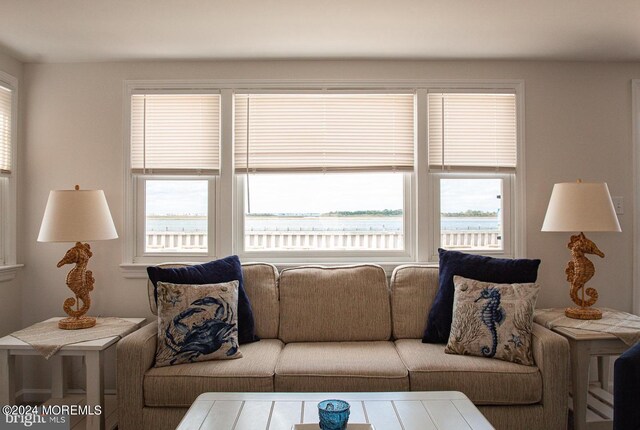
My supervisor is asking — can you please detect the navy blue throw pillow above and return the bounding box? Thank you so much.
[147,255,259,344]
[422,249,541,344]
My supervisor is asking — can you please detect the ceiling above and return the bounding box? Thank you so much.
[1,0,640,63]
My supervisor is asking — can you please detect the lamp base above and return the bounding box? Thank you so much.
[565,307,602,320]
[57,242,96,330]
[58,316,96,330]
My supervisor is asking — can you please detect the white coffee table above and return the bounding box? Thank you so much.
[177,391,494,430]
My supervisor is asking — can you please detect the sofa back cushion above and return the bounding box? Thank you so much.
[390,265,439,339]
[147,262,279,339]
[241,262,280,339]
[278,264,391,343]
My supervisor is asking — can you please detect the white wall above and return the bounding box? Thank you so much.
[16,59,640,391]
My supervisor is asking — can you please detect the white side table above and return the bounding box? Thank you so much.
[547,326,628,430]
[0,317,145,430]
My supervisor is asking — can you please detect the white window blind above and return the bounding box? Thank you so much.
[428,92,517,171]
[234,93,415,173]
[131,93,220,174]
[0,84,12,174]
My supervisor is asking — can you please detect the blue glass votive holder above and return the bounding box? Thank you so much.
[318,399,350,430]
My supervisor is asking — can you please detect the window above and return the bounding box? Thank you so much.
[124,81,524,269]
[0,72,16,269]
[234,93,414,257]
[439,177,507,251]
[129,92,220,261]
[144,180,209,253]
[241,172,405,252]
[427,91,519,257]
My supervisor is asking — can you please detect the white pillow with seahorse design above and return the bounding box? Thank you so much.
[445,276,540,366]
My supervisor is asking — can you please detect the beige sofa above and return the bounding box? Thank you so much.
[117,263,569,430]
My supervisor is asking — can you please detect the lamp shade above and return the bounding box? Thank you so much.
[37,188,118,242]
[541,182,621,233]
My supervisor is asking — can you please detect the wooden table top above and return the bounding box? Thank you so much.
[177,391,494,430]
[0,317,146,351]
[550,325,620,341]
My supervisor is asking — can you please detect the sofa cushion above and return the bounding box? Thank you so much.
[147,262,279,339]
[275,341,409,392]
[395,339,542,405]
[147,255,259,344]
[423,249,541,344]
[278,265,391,343]
[144,339,283,407]
[390,265,439,339]
[241,262,279,339]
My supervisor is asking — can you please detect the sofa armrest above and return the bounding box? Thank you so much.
[117,322,157,430]
[531,322,570,430]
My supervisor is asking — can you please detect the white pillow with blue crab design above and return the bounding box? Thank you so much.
[155,280,242,367]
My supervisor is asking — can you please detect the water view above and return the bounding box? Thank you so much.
[145,175,503,252]
[146,215,500,232]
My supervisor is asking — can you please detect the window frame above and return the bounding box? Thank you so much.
[122,79,525,273]
[232,88,416,263]
[123,82,224,265]
[0,71,18,275]
[424,86,525,260]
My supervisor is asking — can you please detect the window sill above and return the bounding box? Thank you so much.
[120,264,151,279]
[0,264,24,282]
[120,261,438,279]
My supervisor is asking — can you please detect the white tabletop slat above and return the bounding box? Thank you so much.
[422,399,473,430]
[394,400,438,430]
[176,400,215,430]
[302,401,316,424]
[201,401,243,429]
[345,400,367,424]
[452,399,496,428]
[268,401,303,430]
[363,401,402,430]
[234,401,273,430]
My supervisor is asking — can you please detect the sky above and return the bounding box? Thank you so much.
[246,173,402,213]
[146,175,501,216]
[440,178,501,214]
[146,180,208,216]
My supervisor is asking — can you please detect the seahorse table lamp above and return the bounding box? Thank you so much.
[37,186,118,329]
[542,180,621,320]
